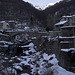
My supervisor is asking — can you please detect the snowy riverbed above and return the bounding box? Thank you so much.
[0,42,75,75]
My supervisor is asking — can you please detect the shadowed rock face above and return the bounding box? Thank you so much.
[6,44,23,56]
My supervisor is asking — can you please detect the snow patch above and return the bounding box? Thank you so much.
[51,65,75,75]
[55,20,67,26]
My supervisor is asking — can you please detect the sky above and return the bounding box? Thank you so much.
[23,0,62,7]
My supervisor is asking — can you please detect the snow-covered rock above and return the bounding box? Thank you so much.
[14,66,23,71]
[21,73,29,75]
[51,65,75,75]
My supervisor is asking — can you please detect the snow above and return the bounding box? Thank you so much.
[13,63,22,66]
[21,42,34,48]
[28,43,34,47]
[42,36,48,38]
[38,32,48,34]
[31,37,37,40]
[72,15,75,17]
[7,67,17,74]
[0,33,9,37]
[21,73,29,75]
[0,41,13,45]
[51,65,75,75]
[20,61,29,65]
[48,37,51,41]
[63,15,72,18]
[0,21,5,23]
[8,20,17,23]
[58,36,75,39]
[48,54,58,65]
[1,42,75,75]
[61,25,75,29]
[22,43,36,55]
[6,29,25,32]
[9,60,13,62]
[60,41,72,43]
[24,27,29,30]
[18,24,21,26]
[4,57,8,60]
[21,22,27,26]
[17,58,24,62]
[17,29,25,31]
[43,53,52,60]
[0,45,8,47]
[14,65,23,71]
[28,48,36,53]
[61,48,75,52]
[55,20,67,26]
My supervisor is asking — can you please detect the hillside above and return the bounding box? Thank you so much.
[43,0,75,30]
[0,0,46,26]
[0,0,75,29]
[44,0,75,16]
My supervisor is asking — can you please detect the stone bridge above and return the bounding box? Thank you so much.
[6,31,49,42]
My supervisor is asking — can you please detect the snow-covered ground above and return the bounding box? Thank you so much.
[0,42,75,75]
[51,65,75,75]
